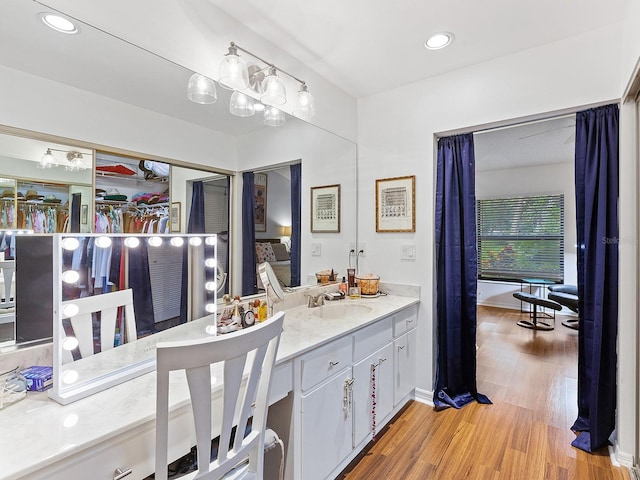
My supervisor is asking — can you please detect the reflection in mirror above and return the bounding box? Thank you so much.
[254,165,297,291]
[0,131,93,234]
[50,233,219,404]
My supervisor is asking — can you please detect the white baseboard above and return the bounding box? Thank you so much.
[415,388,433,406]
[612,442,635,468]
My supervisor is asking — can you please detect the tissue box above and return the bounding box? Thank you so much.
[21,366,53,392]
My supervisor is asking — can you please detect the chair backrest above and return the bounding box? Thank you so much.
[0,260,15,309]
[155,311,285,480]
[60,288,137,363]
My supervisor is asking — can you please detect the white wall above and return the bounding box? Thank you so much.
[357,24,622,406]
[475,161,577,313]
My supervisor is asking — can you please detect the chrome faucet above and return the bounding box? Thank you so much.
[307,293,326,308]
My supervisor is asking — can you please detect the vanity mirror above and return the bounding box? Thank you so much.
[48,233,219,404]
[0,1,356,352]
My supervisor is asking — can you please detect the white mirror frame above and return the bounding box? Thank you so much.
[49,233,219,405]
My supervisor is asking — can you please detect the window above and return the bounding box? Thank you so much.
[477,194,564,282]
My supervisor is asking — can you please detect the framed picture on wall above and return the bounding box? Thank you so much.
[170,202,181,232]
[311,184,340,233]
[254,173,267,232]
[376,175,415,232]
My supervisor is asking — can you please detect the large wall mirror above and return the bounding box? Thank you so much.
[0,0,357,371]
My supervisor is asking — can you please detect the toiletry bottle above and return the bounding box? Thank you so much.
[347,268,355,288]
[258,301,268,322]
[231,301,241,325]
[339,277,347,295]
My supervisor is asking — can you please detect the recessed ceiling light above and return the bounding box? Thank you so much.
[425,32,454,50]
[39,12,78,34]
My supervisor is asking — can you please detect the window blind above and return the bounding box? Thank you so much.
[477,194,564,282]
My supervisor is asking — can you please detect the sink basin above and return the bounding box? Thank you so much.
[312,303,373,320]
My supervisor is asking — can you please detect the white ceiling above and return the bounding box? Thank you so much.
[474,115,576,171]
[207,0,629,98]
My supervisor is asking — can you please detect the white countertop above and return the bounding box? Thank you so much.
[0,294,418,480]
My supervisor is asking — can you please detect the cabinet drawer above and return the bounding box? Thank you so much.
[269,360,292,405]
[352,316,392,362]
[392,305,418,338]
[301,336,352,392]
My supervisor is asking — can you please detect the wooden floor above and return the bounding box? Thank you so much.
[339,306,630,480]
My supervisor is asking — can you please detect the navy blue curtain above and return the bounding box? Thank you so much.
[188,181,205,234]
[290,164,302,287]
[242,172,258,295]
[434,133,491,410]
[571,104,619,453]
[70,193,81,233]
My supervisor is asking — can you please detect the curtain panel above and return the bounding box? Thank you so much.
[571,104,619,453]
[434,133,491,410]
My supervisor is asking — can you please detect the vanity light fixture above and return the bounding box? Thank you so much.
[187,73,217,104]
[264,106,286,127]
[188,42,316,122]
[425,32,455,50]
[261,66,286,107]
[39,148,91,171]
[39,13,78,35]
[229,91,255,117]
[39,148,55,169]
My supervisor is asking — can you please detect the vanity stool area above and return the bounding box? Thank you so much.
[0,290,419,480]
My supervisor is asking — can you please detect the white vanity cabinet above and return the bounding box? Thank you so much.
[393,305,418,406]
[299,336,354,480]
[292,304,418,480]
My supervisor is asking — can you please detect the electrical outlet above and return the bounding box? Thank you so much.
[311,243,322,256]
[349,243,366,257]
[401,244,416,261]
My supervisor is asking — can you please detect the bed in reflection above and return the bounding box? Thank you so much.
[255,239,291,288]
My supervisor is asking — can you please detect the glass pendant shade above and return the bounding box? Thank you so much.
[187,73,217,104]
[229,91,255,117]
[39,148,54,168]
[294,85,315,118]
[264,106,286,127]
[261,67,287,106]
[218,54,249,90]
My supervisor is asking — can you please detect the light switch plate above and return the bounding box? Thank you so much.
[311,243,321,256]
[401,244,416,261]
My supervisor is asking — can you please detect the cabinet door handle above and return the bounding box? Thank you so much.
[329,361,340,367]
[113,467,133,480]
[398,345,405,351]
[378,357,387,364]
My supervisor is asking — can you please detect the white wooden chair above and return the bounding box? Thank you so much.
[60,288,137,363]
[155,311,285,480]
[0,260,15,311]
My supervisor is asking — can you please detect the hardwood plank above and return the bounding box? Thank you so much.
[338,306,629,480]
